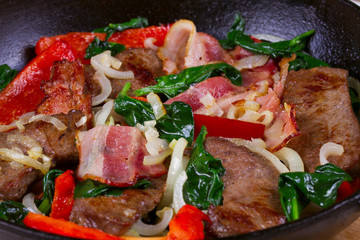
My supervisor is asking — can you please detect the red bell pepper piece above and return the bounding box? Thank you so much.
[337,181,356,202]
[49,170,75,220]
[193,114,265,140]
[0,40,76,125]
[36,25,171,64]
[23,212,122,240]
[167,204,210,240]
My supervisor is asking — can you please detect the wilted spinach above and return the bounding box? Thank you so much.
[134,63,242,98]
[74,178,151,199]
[115,83,194,144]
[0,64,17,92]
[0,201,28,225]
[183,126,225,210]
[279,163,352,222]
[84,37,125,59]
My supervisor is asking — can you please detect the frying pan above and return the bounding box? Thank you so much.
[0,0,359,239]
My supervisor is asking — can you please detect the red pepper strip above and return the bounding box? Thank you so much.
[49,170,75,220]
[336,181,355,202]
[131,96,148,102]
[167,204,210,240]
[24,212,123,240]
[193,114,265,140]
[0,40,76,125]
[35,25,171,64]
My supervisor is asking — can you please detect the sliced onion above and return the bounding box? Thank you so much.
[319,142,344,165]
[7,134,42,152]
[24,114,67,131]
[251,33,286,43]
[92,71,112,106]
[143,148,172,166]
[158,138,188,209]
[235,55,270,71]
[144,37,159,51]
[91,51,134,79]
[199,92,223,117]
[75,116,88,127]
[147,92,166,120]
[94,100,114,125]
[172,171,188,213]
[227,138,289,173]
[132,207,173,236]
[22,193,43,215]
[0,148,51,174]
[274,147,304,172]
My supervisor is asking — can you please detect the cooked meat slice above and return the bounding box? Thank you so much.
[0,160,40,201]
[69,176,166,236]
[204,137,285,237]
[283,67,360,174]
[85,48,164,98]
[36,59,92,123]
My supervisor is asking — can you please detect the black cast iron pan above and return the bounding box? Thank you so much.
[0,0,359,239]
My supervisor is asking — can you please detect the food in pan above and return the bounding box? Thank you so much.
[0,14,359,239]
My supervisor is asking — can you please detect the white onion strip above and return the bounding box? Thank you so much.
[22,193,43,215]
[172,171,188,213]
[147,92,166,120]
[75,116,88,127]
[144,37,159,51]
[94,100,114,125]
[227,138,289,173]
[143,148,172,166]
[16,114,67,131]
[319,142,344,165]
[158,138,188,209]
[274,147,304,172]
[235,55,270,71]
[92,71,112,106]
[132,207,173,236]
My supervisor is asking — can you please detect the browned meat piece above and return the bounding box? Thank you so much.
[37,59,92,123]
[0,161,40,201]
[85,48,164,98]
[283,67,360,174]
[204,137,285,237]
[69,176,166,236]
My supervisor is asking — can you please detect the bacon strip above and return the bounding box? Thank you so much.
[76,126,167,187]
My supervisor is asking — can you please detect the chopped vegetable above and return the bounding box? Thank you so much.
[279,163,352,221]
[167,204,210,240]
[38,169,64,215]
[220,14,328,70]
[115,83,194,144]
[336,181,355,202]
[183,126,225,209]
[74,178,151,199]
[0,201,28,225]
[93,16,149,40]
[85,36,125,59]
[0,64,17,92]
[23,212,122,240]
[134,63,242,98]
[0,40,76,125]
[49,170,75,220]
[193,114,265,139]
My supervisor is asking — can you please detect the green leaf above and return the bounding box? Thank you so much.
[74,179,151,199]
[114,83,194,144]
[288,52,329,71]
[38,169,63,215]
[93,16,149,40]
[84,36,125,59]
[349,87,360,119]
[134,63,242,98]
[279,163,352,222]
[0,201,28,225]
[183,126,225,210]
[0,64,17,92]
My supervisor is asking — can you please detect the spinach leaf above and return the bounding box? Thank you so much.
[0,64,17,92]
[93,16,149,40]
[279,163,352,222]
[0,201,28,225]
[288,52,329,71]
[38,169,63,215]
[84,37,125,59]
[220,14,328,70]
[350,87,360,119]
[134,63,242,98]
[115,83,194,144]
[74,179,151,199]
[183,126,225,210]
